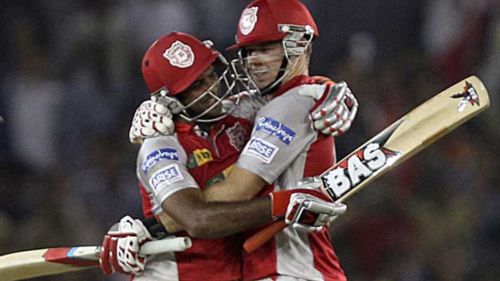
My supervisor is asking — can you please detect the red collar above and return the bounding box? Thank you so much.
[175,122,194,133]
[175,117,231,135]
[272,75,311,98]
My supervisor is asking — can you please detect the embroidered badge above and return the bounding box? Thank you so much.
[163,40,195,68]
[226,122,248,150]
[239,7,259,35]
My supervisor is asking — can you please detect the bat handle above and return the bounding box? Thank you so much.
[140,237,192,255]
[243,220,287,253]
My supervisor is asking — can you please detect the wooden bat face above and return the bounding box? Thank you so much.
[320,75,489,203]
[0,246,100,281]
[0,237,191,280]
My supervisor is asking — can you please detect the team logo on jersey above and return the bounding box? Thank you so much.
[226,122,248,150]
[451,81,480,112]
[142,148,179,174]
[239,7,258,35]
[163,41,194,68]
[242,137,279,164]
[321,121,402,201]
[149,164,184,192]
[255,117,296,145]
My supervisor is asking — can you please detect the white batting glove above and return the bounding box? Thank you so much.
[300,81,359,137]
[99,215,153,276]
[129,100,175,144]
[285,193,347,232]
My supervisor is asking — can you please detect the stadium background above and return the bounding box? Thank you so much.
[0,0,498,280]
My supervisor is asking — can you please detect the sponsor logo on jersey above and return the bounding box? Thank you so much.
[321,122,402,201]
[242,137,279,164]
[149,164,184,192]
[239,7,258,35]
[451,81,480,112]
[226,122,248,150]
[255,117,296,145]
[142,148,179,174]
[187,148,213,168]
[163,40,194,68]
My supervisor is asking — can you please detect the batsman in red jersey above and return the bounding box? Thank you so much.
[99,29,351,280]
[115,1,359,280]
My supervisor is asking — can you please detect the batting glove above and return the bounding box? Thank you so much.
[129,100,175,144]
[300,80,359,137]
[270,189,347,232]
[99,215,153,275]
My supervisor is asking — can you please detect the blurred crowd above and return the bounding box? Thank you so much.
[0,0,498,280]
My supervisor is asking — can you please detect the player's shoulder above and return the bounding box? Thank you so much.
[139,136,184,160]
[138,136,186,176]
[229,90,266,121]
[294,83,328,98]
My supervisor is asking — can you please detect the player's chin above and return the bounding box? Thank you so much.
[203,103,224,118]
[251,77,273,90]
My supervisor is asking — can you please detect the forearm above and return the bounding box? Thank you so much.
[203,167,268,202]
[191,198,272,237]
[203,182,250,202]
[163,191,272,238]
[156,212,183,233]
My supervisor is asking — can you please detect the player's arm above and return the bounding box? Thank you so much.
[202,166,267,201]
[154,168,266,234]
[155,168,266,234]
[160,188,270,237]
[201,83,339,202]
[100,186,345,275]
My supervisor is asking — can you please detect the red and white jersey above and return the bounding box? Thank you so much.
[237,76,347,281]
[134,96,263,281]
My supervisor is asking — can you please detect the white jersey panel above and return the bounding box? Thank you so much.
[229,91,267,121]
[133,252,179,281]
[236,84,318,184]
[137,135,199,215]
[275,228,323,281]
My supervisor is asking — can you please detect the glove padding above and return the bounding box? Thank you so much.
[99,215,153,275]
[300,80,359,137]
[270,189,347,232]
[129,100,175,144]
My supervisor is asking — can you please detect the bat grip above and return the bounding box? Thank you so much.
[140,237,192,255]
[243,220,287,253]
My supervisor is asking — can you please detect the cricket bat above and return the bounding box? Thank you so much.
[243,75,490,253]
[0,237,192,281]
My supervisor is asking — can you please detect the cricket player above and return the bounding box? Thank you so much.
[99,31,350,280]
[124,1,356,280]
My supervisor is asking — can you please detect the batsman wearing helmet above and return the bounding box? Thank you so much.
[224,0,353,279]
[99,31,348,280]
[116,1,357,280]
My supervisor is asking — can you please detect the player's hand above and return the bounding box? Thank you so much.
[129,100,175,144]
[300,81,358,137]
[270,189,347,232]
[99,215,153,275]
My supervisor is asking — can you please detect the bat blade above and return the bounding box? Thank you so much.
[243,75,490,253]
[321,75,488,202]
[0,246,99,281]
[0,237,192,281]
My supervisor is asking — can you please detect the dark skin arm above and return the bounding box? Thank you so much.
[157,166,269,234]
[161,187,272,238]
